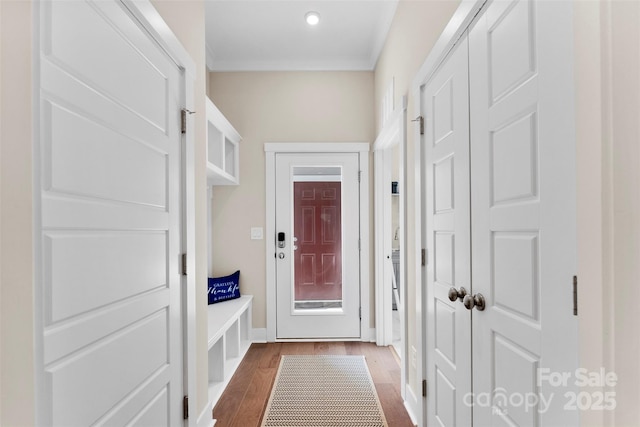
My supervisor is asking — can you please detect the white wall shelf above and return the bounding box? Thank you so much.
[206,96,241,186]
[207,295,253,418]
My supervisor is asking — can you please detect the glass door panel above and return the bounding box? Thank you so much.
[293,180,343,310]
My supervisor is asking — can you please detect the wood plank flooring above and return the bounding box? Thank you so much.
[212,342,415,427]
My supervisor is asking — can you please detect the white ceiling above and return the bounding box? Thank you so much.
[205,0,399,71]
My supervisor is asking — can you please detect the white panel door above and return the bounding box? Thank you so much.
[469,0,578,425]
[422,36,472,427]
[275,153,361,339]
[36,1,184,425]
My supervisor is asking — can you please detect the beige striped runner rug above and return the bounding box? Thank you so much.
[261,355,388,427]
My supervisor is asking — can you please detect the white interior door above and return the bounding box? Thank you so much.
[469,0,578,424]
[275,153,361,339]
[36,1,184,425]
[422,35,472,427]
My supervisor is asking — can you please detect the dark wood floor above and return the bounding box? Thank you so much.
[212,342,415,427]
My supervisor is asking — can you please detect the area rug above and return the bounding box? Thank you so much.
[261,355,388,427]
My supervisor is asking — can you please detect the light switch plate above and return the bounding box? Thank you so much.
[250,227,264,240]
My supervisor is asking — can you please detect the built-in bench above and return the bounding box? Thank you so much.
[207,295,253,419]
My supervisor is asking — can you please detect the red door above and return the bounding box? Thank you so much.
[293,182,342,301]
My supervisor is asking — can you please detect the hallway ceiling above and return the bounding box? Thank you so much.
[205,0,399,71]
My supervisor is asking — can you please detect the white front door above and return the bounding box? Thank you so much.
[422,34,472,427]
[275,153,361,339]
[469,0,578,424]
[35,1,184,425]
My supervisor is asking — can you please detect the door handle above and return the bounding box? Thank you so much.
[448,286,467,302]
[463,293,486,311]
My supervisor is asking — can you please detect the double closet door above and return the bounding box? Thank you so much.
[423,0,578,425]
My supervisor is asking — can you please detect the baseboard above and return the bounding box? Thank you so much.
[404,386,420,426]
[252,327,374,343]
[196,403,214,427]
[252,328,267,343]
[365,328,376,342]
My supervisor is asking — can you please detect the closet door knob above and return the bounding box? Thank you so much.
[448,286,467,302]
[463,293,486,311]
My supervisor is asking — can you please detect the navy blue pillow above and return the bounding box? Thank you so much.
[208,270,241,304]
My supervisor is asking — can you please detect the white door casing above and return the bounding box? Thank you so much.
[274,153,361,339]
[265,143,370,342]
[34,1,187,425]
[469,0,578,424]
[422,35,472,427]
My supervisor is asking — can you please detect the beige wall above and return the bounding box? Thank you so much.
[208,71,375,329]
[608,3,640,423]
[0,1,35,426]
[574,1,640,425]
[149,0,210,415]
[575,0,640,425]
[373,0,460,398]
[574,2,607,425]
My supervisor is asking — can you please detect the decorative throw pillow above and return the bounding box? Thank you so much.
[207,270,241,304]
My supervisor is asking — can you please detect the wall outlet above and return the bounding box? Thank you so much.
[250,227,263,240]
[411,346,417,369]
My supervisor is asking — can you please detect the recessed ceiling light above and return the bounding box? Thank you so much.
[305,11,320,26]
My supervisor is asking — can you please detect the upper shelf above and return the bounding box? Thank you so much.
[206,97,241,186]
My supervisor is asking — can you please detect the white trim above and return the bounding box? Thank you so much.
[373,105,402,152]
[205,43,216,72]
[265,142,370,153]
[265,149,277,342]
[197,405,215,427]
[410,1,488,425]
[404,386,420,427]
[373,96,409,407]
[252,328,267,343]
[121,2,200,425]
[207,59,375,72]
[368,1,399,71]
[122,0,196,79]
[410,0,487,92]
[359,151,371,342]
[413,83,426,427]
[264,142,371,342]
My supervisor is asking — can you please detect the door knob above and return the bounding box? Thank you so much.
[463,293,486,311]
[448,287,467,302]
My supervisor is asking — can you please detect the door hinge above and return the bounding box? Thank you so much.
[422,379,427,397]
[183,395,189,419]
[359,307,362,320]
[358,238,361,252]
[358,170,362,183]
[412,116,424,135]
[181,253,187,276]
[181,109,195,134]
[421,248,426,266]
[573,275,578,316]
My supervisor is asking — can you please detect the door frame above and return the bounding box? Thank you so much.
[31,1,200,425]
[265,143,371,342]
[373,97,408,397]
[408,0,488,424]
